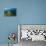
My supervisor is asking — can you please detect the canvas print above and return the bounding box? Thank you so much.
[4,8,16,16]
